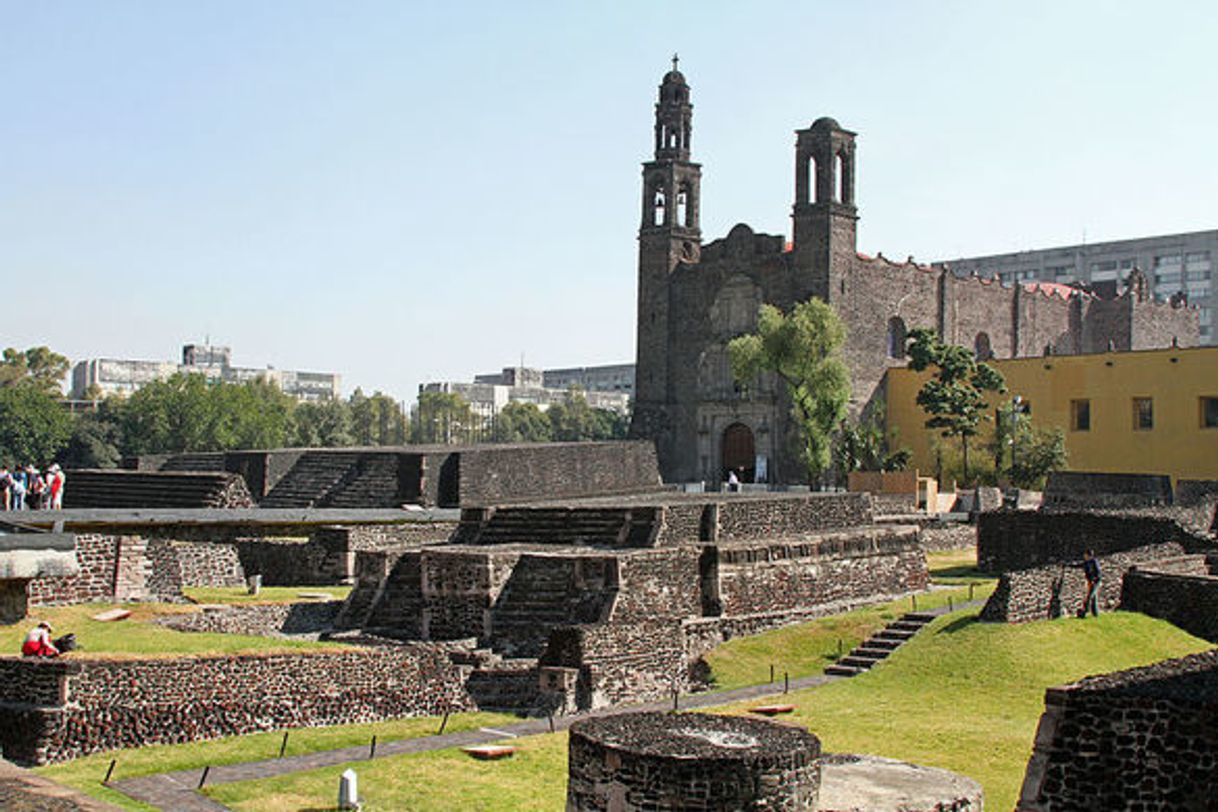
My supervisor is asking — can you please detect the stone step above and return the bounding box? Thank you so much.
[825,664,865,677]
[874,628,916,641]
[902,611,938,623]
[851,646,892,660]
[861,637,902,651]
[837,655,883,669]
[888,620,927,633]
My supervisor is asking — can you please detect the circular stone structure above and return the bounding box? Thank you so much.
[566,712,822,811]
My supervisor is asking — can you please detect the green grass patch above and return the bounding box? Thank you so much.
[702,555,996,691]
[202,612,1213,812]
[183,585,352,604]
[36,711,521,811]
[3,602,345,658]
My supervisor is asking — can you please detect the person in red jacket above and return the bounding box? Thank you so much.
[22,621,59,657]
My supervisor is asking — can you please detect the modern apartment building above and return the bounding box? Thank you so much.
[940,230,1216,344]
[70,344,341,402]
[422,363,632,426]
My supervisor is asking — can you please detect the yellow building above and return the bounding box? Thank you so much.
[886,346,1218,485]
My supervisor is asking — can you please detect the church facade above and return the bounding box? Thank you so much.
[629,65,1198,486]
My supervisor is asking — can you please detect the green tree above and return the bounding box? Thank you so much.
[293,398,352,447]
[0,385,73,464]
[61,407,123,469]
[492,401,552,443]
[907,328,1006,484]
[349,389,408,446]
[412,391,475,444]
[990,400,1068,489]
[728,299,851,484]
[547,388,596,442]
[588,407,630,441]
[834,398,911,476]
[0,346,70,394]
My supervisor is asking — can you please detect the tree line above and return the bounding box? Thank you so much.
[0,346,629,469]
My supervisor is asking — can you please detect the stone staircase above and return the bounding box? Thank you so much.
[490,555,616,658]
[158,453,227,472]
[462,652,547,713]
[361,553,425,634]
[325,454,403,508]
[463,506,660,548]
[260,452,365,507]
[63,470,254,509]
[825,611,938,677]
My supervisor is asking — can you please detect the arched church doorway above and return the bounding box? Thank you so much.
[721,422,755,483]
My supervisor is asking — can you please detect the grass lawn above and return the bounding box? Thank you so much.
[183,585,352,604]
[2,601,349,658]
[703,548,994,691]
[35,711,522,812]
[203,610,1213,811]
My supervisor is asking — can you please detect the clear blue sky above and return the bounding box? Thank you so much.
[2,2,1215,403]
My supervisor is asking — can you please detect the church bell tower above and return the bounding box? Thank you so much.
[630,57,702,449]
[791,117,858,300]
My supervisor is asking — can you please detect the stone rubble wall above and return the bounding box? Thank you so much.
[422,549,521,640]
[917,522,976,551]
[26,535,185,606]
[452,442,661,507]
[1120,557,1218,643]
[715,527,927,617]
[1017,650,1218,811]
[156,601,343,637]
[654,493,875,546]
[610,548,702,622]
[977,510,1213,574]
[0,646,473,765]
[543,621,688,710]
[170,540,247,588]
[980,542,1189,623]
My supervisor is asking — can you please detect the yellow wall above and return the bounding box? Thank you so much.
[886,346,1218,484]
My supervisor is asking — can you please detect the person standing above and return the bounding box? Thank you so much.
[726,469,740,493]
[10,465,25,511]
[1081,550,1101,618]
[48,464,65,509]
[0,465,10,510]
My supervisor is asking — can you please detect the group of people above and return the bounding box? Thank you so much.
[0,463,65,510]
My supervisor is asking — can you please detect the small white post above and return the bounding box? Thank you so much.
[338,767,359,810]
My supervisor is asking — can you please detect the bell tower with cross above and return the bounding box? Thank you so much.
[631,56,703,451]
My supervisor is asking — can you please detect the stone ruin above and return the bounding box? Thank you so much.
[337,490,929,714]
[0,522,79,624]
[977,472,1218,624]
[1018,649,1218,810]
[566,712,983,811]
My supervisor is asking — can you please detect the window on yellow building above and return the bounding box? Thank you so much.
[1202,397,1218,429]
[1133,398,1153,431]
[1071,399,1091,432]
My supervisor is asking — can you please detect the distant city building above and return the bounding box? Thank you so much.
[422,364,632,424]
[70,344,341,402]
[940,230,1216,344]
[542,363,635,396]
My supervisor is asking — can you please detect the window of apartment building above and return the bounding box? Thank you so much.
[1132,397,1153,431]
[1047,264,1074,281]
[1199,308,1212,326]
[1016,269,1039,281]
[1202,397,1218,429]
[1185,251,1212,273]
[1187,281,1212,298]
[1091,260,1118,273]
[1156,270,1183,285]
[1155,253,1183,269]
[1119,258,1136,270]
[1071,399,1091,431]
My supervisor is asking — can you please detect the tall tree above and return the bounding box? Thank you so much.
[492,401,552,443]
[906,327,1006,484]
[834,398,911,476]
[547,388,595,442]
[349,389,408,446]
[728,299,851,484]
[293,398,352,447]
[412,391,475,444]
[0,346,70,394]
[0,385,73,464]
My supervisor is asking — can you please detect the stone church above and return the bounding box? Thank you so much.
[629,63,1197,486]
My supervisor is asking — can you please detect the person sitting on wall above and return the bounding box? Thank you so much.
[22,621,60,657]
[1079,550,1101,618]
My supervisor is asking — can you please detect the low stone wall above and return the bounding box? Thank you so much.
[1121,557,1218,642]
[0,646,473,765]
[1042,471,1173,510]
[980,542,1190,623]
[715,493,873,540]
[422,548,520,640]
[1017,650,1218,810]
[918,522,976,551]
[714,527,928,618]
[170,540,246,588]
[977,510,1212,574]
[542,621,688,710]
[156,601,343,637]
[26,535,185,606]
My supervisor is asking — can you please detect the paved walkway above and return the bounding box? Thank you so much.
[105,599,982,810]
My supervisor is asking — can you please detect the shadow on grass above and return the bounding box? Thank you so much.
[930,565,985,579]
[937,615,982,635]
